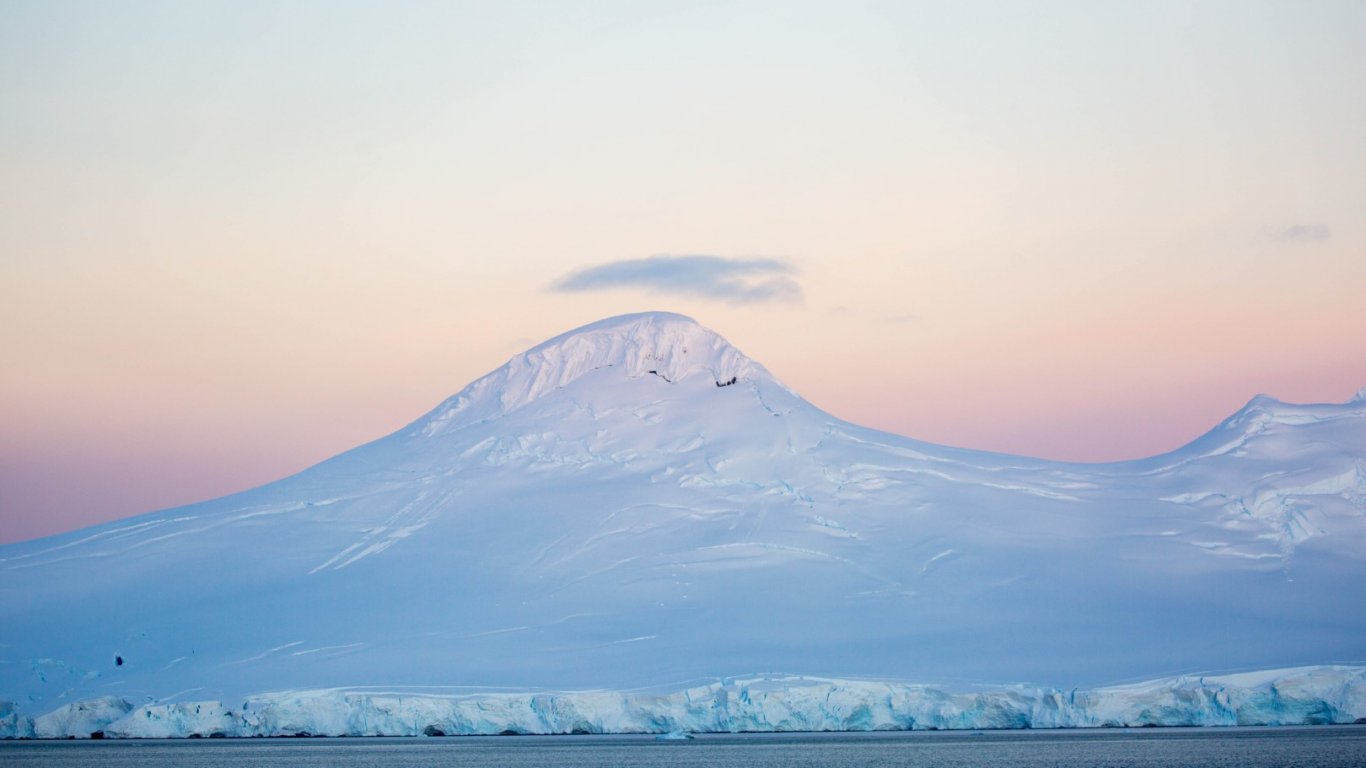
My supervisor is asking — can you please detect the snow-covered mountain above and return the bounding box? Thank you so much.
[2,312,1364,735]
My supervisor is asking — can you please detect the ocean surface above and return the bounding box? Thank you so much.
[2,727,1363,767]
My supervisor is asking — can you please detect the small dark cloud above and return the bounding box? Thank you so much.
[550,254,802,304]
[1265,224,1331,244]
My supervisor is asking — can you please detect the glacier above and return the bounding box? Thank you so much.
[2,312,1364,736]
[2,666,1363,739]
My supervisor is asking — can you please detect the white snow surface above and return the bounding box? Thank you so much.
[2,312,1364,730]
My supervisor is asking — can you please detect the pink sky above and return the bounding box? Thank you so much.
[3,1,1364,543]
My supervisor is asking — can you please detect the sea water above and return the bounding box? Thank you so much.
[2,727,1363,767]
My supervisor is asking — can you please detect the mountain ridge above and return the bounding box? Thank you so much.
[2,311,1363,731]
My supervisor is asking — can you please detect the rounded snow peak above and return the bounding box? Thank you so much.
[504,312,757,402]
[419,312,769,433]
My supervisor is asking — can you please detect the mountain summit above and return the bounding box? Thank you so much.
[415,312,775,436]
[2,313,1364,732]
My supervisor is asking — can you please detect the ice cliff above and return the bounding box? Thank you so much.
[2,666,1362,739]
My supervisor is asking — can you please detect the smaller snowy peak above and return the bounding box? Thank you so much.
[1166,389,1366,465]
[1207,394,1281,436]
[417,313,770,435]
[1218,392,1362,432]
[1352,385,1366,403]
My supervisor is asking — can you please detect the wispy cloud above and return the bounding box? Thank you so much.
[550,254,802,305]
[826,306,922,325]
[1264,223,1331,244]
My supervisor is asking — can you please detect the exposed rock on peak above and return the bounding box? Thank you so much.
[417,312,774,436]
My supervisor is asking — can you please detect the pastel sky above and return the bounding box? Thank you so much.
[3,1,1364,543]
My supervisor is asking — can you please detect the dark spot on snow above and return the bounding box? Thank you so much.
[89,731,104,740]
[115,656,123,667]
[715,376,737,387]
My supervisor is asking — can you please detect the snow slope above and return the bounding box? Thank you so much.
[2,312,1364,733]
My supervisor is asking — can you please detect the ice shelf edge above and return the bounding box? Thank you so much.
[3,665,1363,739]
